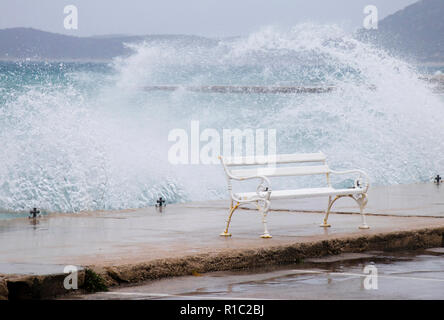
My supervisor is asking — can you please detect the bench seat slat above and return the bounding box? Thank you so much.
[235,187,364,200]
[224,152,326,166]
[231,165,330,178]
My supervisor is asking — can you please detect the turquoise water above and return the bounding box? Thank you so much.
[1,24,444,214]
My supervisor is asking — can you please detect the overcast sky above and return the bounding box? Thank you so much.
[0,0,419,37]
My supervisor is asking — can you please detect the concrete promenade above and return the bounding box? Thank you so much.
[1,183,444,299]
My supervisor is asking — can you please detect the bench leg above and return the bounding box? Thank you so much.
[357,194,370,229]
[320,196,338,228]
[258,200,272,238]
[320,194,370,229]
[220,202,240,237]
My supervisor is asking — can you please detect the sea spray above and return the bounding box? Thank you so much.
[0,24,443,213]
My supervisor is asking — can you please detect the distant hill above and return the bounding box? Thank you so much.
[3,0,444,64]
[357,0,444,63]
[0,28,215,61]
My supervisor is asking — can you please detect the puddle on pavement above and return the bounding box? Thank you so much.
[73,249,444,300]
[171,249,444,299]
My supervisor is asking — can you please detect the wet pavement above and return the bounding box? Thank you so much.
[71,249,444,300]
[0,183,444,275]
[0,263,80,276]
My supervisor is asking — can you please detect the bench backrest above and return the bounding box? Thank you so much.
[220,152,331,186]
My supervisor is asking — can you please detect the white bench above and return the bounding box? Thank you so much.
[219,152,370,238]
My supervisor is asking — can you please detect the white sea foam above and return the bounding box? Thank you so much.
[0,24,443,213]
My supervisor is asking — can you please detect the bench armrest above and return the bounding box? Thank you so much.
[220,155,272,200]
[233,175,272,201]
[225,173,272,202]
[330,169,370,193]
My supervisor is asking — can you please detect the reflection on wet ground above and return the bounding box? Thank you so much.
[73,249,444,300]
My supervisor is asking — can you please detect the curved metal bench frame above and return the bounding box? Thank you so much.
[219,153,370,238]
